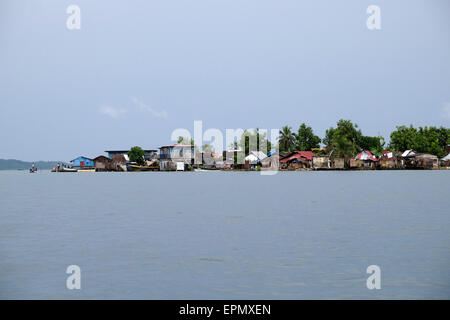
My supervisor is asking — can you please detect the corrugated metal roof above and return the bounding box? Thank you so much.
[70,156,94,162]
[355,151,378,161]
[280,151,315,163]
[105,149,157,153]
[402,149,415,157]
[159,144,193,148]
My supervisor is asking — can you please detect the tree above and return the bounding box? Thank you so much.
[238,129,272,156]
[177,136,194,145]
[389,125,417,152]
[295,123,321,151]
[322,127,336,148]
[279,126,295,153]
[360,136,385,154]
[323,119,362,158]
[389,125,449,157]
[256,128,272,153]
[436,127,450,154]
[329,133,355,159]
[228,141,239,150]
[128,146,145,165]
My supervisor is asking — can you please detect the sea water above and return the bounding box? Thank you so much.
[0,170,449,299]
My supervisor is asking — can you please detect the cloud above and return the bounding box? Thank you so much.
[99,105,126,118]
[99,98,167,120]
[443,102,450,120]
[131,97,168,119]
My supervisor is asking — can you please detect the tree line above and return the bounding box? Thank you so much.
[279,120,450,158]
[129,120,449,163]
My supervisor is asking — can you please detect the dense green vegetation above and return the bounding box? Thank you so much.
[177,121,449,159]
[322,120,385,158]
[128,146,145,165]
[389,126,450,158]
[279,120,449,158]
[295,123,321,151]
[279,123,321,153]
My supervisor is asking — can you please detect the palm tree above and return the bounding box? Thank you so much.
[279,126,295,153]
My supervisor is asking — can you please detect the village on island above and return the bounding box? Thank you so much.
[48,121,450,173]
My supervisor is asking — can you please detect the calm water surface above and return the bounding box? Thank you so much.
[0,170,449,299]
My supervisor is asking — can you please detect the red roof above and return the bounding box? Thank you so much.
[280,151,316,163]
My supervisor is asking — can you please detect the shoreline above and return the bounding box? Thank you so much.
[2,168,449,173]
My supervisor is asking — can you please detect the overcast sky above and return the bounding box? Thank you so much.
[0,0,449,161]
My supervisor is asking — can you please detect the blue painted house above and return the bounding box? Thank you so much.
[70,156,94,168]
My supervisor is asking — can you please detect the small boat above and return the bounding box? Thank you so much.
[29,168,37,173]
[51,167,77,172]
[194,167,219,172]
[127,164,159,172]
[77,168,95,172]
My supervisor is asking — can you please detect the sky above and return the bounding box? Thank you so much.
[0,0,449,161]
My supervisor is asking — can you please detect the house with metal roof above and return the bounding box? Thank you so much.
[159,144,195,171]
[244,151,268,164]
[279,151,316,169]
[401,149,416,158]
[355,150,378,162]
[349,151,378,169]
[70,156,94,168]
[441,153,450,167]
[378,150,402,169]
[414,153,439,169]
[93,155,114,171]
